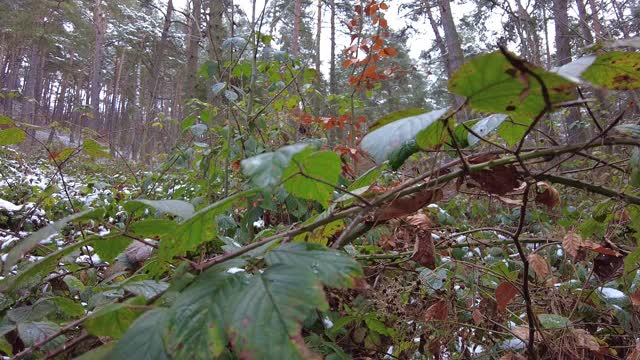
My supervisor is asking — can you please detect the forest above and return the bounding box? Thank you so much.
[1,0,640,358]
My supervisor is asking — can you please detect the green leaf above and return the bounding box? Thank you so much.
[128,199,195,220]
[167,271,248,358]
[0,239,91,293]
[94,235,132,263]
[468,114,509,146]
[497,117,531,146]
[123,281,169,300]
[624,247,640,274]
[71,343,114,360]
[63,275,85,293]
[611,124,640,139]
[0,127,26,146]
[129,219,177,237]
[449,51,576,121]
[537,314,571,329]
[0,336,12,356]
[229,265,328,359]
[347,166,382,191]
[582,51,640,90]
[49,297,85,317]
[7,301,56,323]
[387,140,420,170]
[241,143,312,188]
[360,108,448,164]
[369,108,429,131]
[83,139,111,159]
[630,148,640,187]
[265,243,362,288]
[416,116,453,150]
[157,190,257,266]
[3,209,92,274]
[17,321,60,346]
[0,115,15,125]
[109,308,169,360]
[283,150,341,207]
[85,303,145,339]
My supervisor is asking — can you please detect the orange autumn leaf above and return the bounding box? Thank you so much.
[379,18,388,28]
[382,47,398,57]
[380,2,389,10]
[496,281,519,312]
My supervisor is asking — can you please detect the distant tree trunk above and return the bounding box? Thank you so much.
[22,43,43,124]
[553,0,585,142]
[292,0,301,56]
[2,49,22,116]
[52,57,72,123]
[437,0,466,118]
[206,0,224,105]
[575,0,594,46]
[185,0,202,99]
[90,0,106,130]
[315,0,322,75]
[329,0,336,94]
[586,0,604,39]
[109,49,125,154]
[149,0,173,111]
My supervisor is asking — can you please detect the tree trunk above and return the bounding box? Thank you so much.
[586,0,604,39]
[149,0,174,112]
[329,0,336,94]
[292,0,301,56]
[185,0,202,99]
[437,0,466,117]
[575,0,594,46]
[90,0,107,129]
[315,0,322,75]
[109,49,125,154]
[22,43,43,124]
[553,0,585,142]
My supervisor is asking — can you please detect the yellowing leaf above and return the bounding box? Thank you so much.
[563,231,583,260]
[496,281,519,312]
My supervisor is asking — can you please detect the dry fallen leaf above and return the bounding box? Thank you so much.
[374,188,444,221]
[562,231,582,260]
[631,289,640,306]
[593,252,624,281]
[406,212,435,229]
[572,329,600,352]
[499,352,527,360]
[411,230,436,269]
[535,181,560,209]
[528,253,550,279]
[496,281,519,313]
[425,300,449,321]
[627,342,640,360]
[467,154,522,195]
[472,308,483,325]
[511,326,534,341]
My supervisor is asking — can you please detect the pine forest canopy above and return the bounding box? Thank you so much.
[1,0,640,359]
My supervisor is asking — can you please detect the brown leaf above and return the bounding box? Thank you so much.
[631,289,640,306]
[582,240,623,257]
[406,212,435,229]
[627,343,640,360]
[466,154,522,195]
[511,326,533,341]
[374,187,443,221]
[411,231,436,269]
[472,308,483,325]
[425,300,449,321]
[500,353,527,360]
[572,329,600,351]
[562,231,583,260]
[496,281,519,313]
[535,181,560,209]
[593,252,624,281]
[528,253,550,279]
[496,196,524,206]
[378,233,397,250]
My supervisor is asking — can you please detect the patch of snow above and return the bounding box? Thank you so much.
[599,287,626,300]
[227,267,245,274]
[0,199,22,211]
[323,317,334,329]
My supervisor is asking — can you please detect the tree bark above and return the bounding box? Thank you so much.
[553,0,585,142]
[90,0,107,129]
[185,0,202,99]
[292,0,301,56]
[329,0,337,94]
[575,0,594,46]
